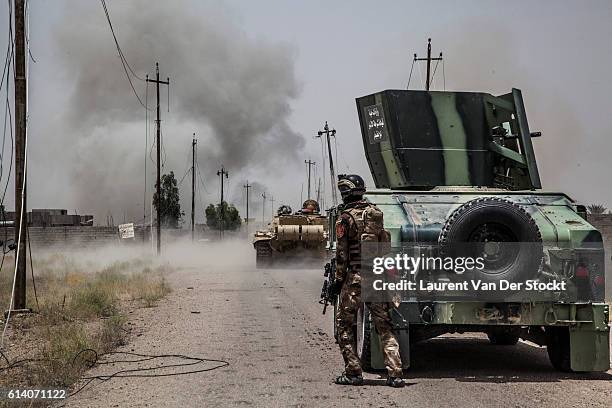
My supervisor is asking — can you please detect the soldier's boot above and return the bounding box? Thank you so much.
[335,373,364,386]
[385,376,405,388]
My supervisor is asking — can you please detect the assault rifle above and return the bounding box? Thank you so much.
[319,258,337,315]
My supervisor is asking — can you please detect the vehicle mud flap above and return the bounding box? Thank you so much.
[369,308,410,370]
[369,328,385,370]
[569,306,610,372]
[397,329,410,370]
[392,307,410,369]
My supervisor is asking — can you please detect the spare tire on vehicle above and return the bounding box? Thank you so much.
[439,197,543,284]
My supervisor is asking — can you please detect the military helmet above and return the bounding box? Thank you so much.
[337,174,366,200]
[302,199,320,214]
[277,205,292,216]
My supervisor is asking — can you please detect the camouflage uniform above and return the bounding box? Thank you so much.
[335,199,403,378]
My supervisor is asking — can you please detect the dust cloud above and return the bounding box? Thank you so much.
[50,0,304,223]
[29,238,256,278]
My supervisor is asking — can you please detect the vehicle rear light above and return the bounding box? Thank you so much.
[575,265,589,278]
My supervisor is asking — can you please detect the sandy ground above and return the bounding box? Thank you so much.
[61,243,612,408]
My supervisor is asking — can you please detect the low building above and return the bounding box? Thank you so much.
[0,208,94,227]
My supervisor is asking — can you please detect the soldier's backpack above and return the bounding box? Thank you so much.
[349,203,391,257]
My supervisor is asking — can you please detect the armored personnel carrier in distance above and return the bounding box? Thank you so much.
[253,200,328,268]
[330,88,609,372]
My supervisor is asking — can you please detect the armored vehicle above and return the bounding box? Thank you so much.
[324,88,609,372]
[253,200,328,268]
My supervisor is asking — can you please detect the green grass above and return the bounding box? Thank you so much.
[0,254,172,392]
[70,283,118,318]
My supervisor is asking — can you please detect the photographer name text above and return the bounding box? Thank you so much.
[372,279,567,292]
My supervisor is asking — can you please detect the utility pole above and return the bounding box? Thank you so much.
[413,38,443,91]
[243,181,251,233]
[270,195,275,216]
[13,0,27,310]
[146,63,169,255]
[316,121,338,207]
[191,134,197,242]
[217,166,228,237]
[304,159,315,199]
[316,178,322,204]
[261,192,266,225]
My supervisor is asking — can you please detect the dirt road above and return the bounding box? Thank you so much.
[63,243,612,408]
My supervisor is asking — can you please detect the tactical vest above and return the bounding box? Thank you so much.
[344,201,390,271]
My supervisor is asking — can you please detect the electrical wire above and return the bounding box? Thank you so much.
[99,0,144,82]
[431,58,441,88]
[0,0,14,297]
[195,162,210,194]
[99,0,150,111]
[177,167,191,186]
[196,180,205,219]
[26,224,38,312]
[0,348,229,395]
[442,58,446,91]
[1,0,15,203]
[0,349,229,399]
[1,95,13,205]
[0,0,13,94]
[416,58,424,90]
[0,93,8,184]
[175,143,193,187]
[23,0,35,64]
[0,6,12,94]
[148,116,156,166]
[406,57,415,89]
[160,126,167,169]
[24,0,37,313]
[333,133,338,176]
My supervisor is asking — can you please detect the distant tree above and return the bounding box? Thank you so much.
[153,171,184,228]
[587,204,607,215]
[205,202,242,231]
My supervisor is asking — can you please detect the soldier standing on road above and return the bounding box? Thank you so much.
[332,174,405,387]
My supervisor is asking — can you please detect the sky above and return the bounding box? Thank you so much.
[0,0,611,225]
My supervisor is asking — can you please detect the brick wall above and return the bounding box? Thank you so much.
[0,225,150,249]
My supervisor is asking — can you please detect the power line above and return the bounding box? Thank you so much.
[442,58,446,90]
[175,142,192,185]
[0,0,14,94]
[100,0,144,81]
[195,161,209,194]
[23,0,35,64]
[160,125,167,169]
[99,0,150,110]
[406,57,415,89]
[177,166,191,186]
[0,0,15,257]
[1,84,13,205]
[431,58,441,87]
[0,18,13,94]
